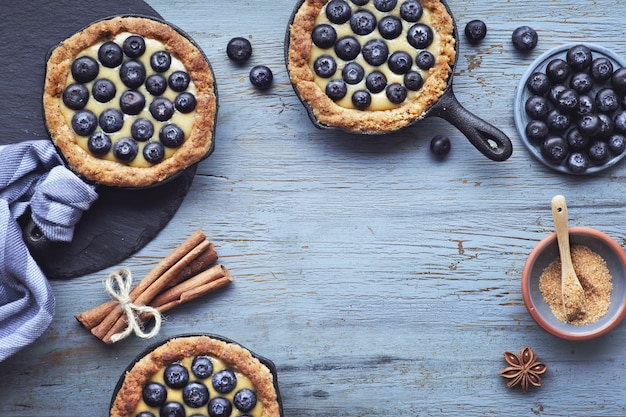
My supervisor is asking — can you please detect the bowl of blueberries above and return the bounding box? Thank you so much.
[514,43,626,174]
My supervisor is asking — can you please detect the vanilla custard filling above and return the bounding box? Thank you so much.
[133,356,264,417]
[60,33,197,168]
[310,2,442,111]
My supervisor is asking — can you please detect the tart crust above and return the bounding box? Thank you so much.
[43,15,217,188]
[287,0,456,134]
[110,335,281,417]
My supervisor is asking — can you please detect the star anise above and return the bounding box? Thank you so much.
[499,346,547,392]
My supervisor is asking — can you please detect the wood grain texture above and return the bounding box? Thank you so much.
[2,0,626,416]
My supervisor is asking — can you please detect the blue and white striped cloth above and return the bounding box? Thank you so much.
[0,140,98,362]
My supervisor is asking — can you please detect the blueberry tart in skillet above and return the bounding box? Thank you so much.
[286,0,456,134]
[110,335,282,417]
[43,15,217,188]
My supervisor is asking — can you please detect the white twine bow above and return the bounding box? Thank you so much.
[104,268,162,343]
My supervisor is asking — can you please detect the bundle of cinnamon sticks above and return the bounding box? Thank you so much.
[75,229,232,344]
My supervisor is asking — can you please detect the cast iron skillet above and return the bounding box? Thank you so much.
[285,0,513,162]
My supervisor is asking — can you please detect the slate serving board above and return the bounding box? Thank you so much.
[0,0,197,279]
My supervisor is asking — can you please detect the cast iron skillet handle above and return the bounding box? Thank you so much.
[428,88,513,162]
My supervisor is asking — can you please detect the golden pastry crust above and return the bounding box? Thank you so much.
[287,0,456,134]
[110,335,281,417]
[43,16,217,188]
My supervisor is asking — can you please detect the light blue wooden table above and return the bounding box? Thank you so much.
[2,0,626,415]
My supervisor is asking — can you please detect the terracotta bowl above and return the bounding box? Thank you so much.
[522,226,626,340]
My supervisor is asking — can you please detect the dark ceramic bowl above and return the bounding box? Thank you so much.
[514,43,626,175]
[522,226,626,340]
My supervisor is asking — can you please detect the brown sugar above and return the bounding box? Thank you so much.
[538,245,613,325]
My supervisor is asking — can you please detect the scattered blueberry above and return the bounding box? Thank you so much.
[249,65,274,90]
[464,20,487,44]
[430,135,451,157]
[511,25,538,51]
[226,37,253,63]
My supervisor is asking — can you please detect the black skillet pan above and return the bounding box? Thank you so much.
[285,0,513,162]
[0,0,211,279]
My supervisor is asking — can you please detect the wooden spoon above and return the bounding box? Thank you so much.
[551,195,586,321]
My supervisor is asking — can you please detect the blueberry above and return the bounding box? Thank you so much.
[597,113,614,138]
[548,84,567,105]
[511,26,538,51]
[588,140,610,162]
[351,0,369,4]
[611,68,626,94]
[313,55,337,78]
[590,57,614,82]
[546,59,570,84]
[113,137,139,162]
[325,79,348,100]
[131,118,155,141]
[575,95,595,116]
[326,0,352,24]
[609,133,626,155]
[555,88,579,113]
[525,95,549,120]
[595,88,619,113]
[98,41,123,68]
[546,109,571,132]
[150,50,172,72]
[175,92,197,113]
[169,71,191,92]
[136,413,155,417]
[365,71,387,93]
[191,356,214,379]
[342,61,365,84]
[541,136,568,162]
[99,108,124,133]
[362,39,389,66]
[92,79,116,103]
[226,37,253,63]
[407,23,433,49]
[385,83,407,104]
[378,16,402,40]
[212,369,237,393]
[350,10,377,35]
[569,72,593,94]
[71,110,97,136]
[208,397,232,417]
[526,72,550,95]
[159,124,185,147]
[566,127,589,150]
[465,20,487,44]
[334,36,361,61]
[88,132,112,155]
[120,90,146,115]
[566,44,592,72]
[373,0,397,11]
[150,97,175,121]
[577,113,602,136]
[430,134,451,157]
[416,50,435,70]
[71,56,99,83]
[404,70,423,91]
[525,119,549,143]
[567,152,590,173]
[399,0,423,22]
[234,389,257,412]
[62,83,89,110]
[614,110,626,132]
[249,65,274,90]
[159,402,185,417]
[120,60,146,89]
[388,51,412,74]
[352,90,371,109]
[145,74,168,96]
[143,141,165,164]
[312,24,337,49]
[182,381,210,408]
[142,382,167,407]
[122,35,146,58]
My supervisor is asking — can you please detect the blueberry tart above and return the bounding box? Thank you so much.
[44,16,217,188]
[110,335,282,417]
[286,0,456,134]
